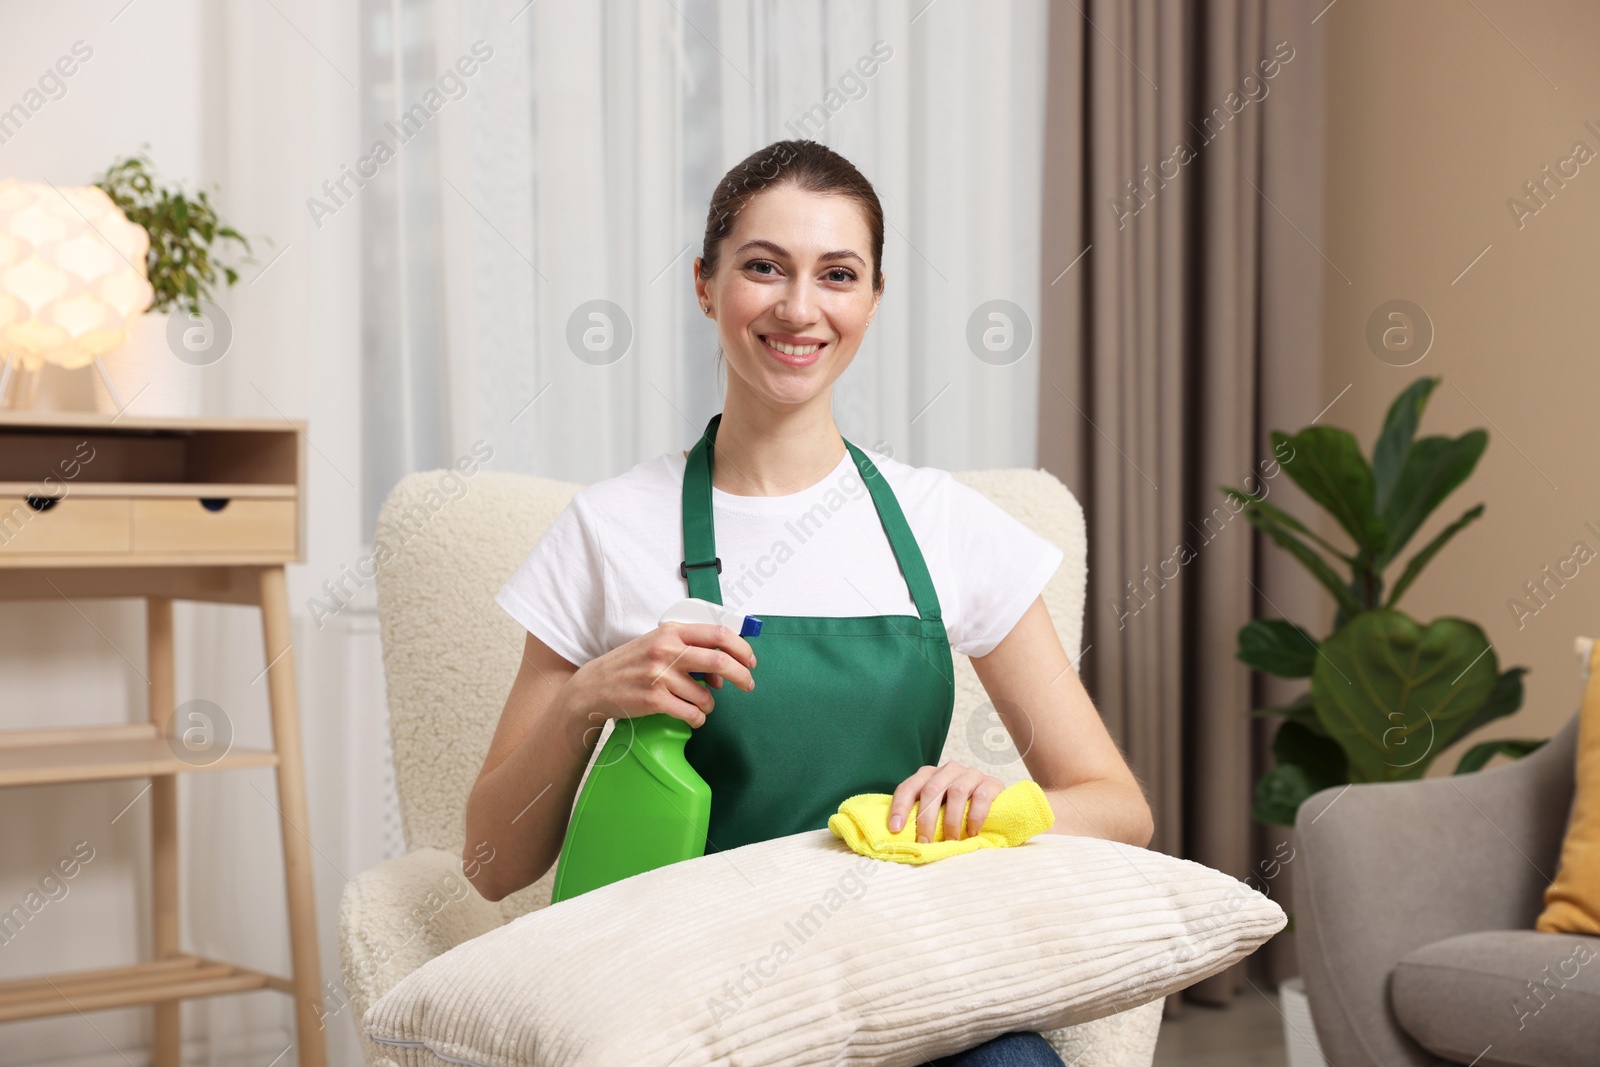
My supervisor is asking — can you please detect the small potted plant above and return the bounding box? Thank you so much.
[90,147,261,416]
[1221,375,1543,1067]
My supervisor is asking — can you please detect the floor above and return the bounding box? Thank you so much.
[1150,988,1289,1067]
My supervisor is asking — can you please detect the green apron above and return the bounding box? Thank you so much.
[679,412,956,853]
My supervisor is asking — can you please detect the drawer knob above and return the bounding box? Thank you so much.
[200,498,231,512]
[24,495,60,512]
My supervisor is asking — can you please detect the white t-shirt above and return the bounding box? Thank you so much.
[495,445,1064,666]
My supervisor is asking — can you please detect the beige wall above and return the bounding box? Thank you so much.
[1322,0,1600,764]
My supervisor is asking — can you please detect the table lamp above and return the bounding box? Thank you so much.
[0,177,153,409]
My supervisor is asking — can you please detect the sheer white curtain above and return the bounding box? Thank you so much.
[361,0,1053,533]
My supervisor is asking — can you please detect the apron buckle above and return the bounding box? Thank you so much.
[679,556,722,579]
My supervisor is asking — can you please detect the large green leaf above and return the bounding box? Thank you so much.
[1311,610,1499,782]
[1221,486,1354,564]
[1377,431,1488,569]
[1373,377,1439,513]
[1453,666,1528,738]
[1273,719,1348,789]
[1233,501,1364,618]
[1273,427,1386,556]
[1251,721,1349,825]
[1252,764,1317,826]
[1237,618,1320,678]
[1453,737,1546,774]
[1384,504,1485,608]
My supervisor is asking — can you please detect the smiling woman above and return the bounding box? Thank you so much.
[692,140,884,446]
[466,139,1150,1067]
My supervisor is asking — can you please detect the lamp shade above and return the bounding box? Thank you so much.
[0,178,154,371]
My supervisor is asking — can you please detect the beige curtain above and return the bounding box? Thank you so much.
[1039,0,1328,1009]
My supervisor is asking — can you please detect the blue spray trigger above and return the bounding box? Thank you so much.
[689,615,759,679]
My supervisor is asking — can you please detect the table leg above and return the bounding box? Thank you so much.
[258,567,328,1067]
[148,597,180,1067]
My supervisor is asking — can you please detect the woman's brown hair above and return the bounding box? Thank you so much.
[699,140,884,386]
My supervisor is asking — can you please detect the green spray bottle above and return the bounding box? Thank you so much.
[549,597,761,903]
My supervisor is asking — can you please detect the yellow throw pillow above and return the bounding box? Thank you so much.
[1535,638,1600,934]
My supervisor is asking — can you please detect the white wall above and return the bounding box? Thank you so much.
[0,3,396,1065]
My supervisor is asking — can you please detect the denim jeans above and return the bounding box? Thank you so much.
[931,1030,1065,1067]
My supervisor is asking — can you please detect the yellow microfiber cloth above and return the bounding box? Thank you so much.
[828,778,1055,864]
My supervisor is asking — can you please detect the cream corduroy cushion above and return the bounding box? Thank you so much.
[344,464,1157,1065]
[364,829,1285,1066]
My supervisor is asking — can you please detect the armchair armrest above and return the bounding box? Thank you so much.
[1291,713,1580,1067]
[1042,997,1164,1067]
[337,847,507,1065]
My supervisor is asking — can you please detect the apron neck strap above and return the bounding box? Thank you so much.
[680,413,943,621]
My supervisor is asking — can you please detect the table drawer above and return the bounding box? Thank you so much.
[0,497,132,554]
[131,498,296,554]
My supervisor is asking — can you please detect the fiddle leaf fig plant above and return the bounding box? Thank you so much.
[1223,375,1543,826]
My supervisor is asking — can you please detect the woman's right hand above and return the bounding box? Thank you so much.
[568,621,757,729]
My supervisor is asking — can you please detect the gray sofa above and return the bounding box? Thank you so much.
[1293,709,1599,1067]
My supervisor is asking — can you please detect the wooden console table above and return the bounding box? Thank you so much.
[0,412,326,1067]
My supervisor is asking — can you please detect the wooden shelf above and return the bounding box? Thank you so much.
[0,415,325,1065]
[0,956,290,1022]
[0,482,296,499]
[0,411,304,433]
[0,724,278,788]
[0,552,298,571]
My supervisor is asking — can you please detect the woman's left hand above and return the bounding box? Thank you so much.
[887,761,1006,843]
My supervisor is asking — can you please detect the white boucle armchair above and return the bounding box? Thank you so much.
[337,463,1164,1067]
